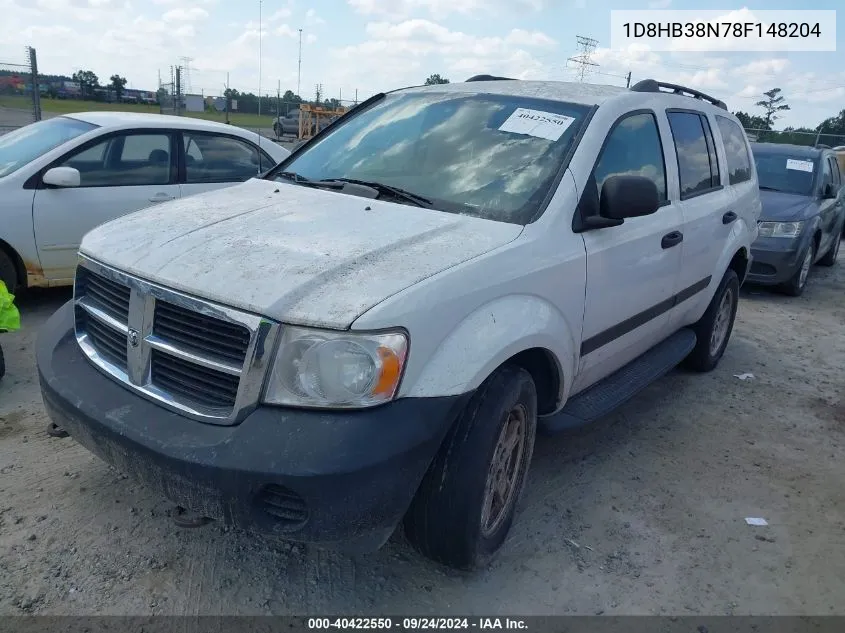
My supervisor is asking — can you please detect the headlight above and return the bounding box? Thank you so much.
[757,221,804,238]
[263,326,408,408]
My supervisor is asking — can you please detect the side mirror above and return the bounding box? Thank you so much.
[42,166,81,188]
[822,182,837,199]
[600,175,660,220]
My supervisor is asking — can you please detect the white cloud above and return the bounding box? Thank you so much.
[648,0,672,8]
[306,33,318,44]
[731,58,790,78]
[162,7,208,22]
[348,0,544,20]
[505,29,556,49]
[275,24,298,38]
[268,8,292,22]
[306,8,325,25]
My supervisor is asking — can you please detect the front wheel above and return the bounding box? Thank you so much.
[780,242,816,296]
[403,365,537,570]
[818,234,840,267]
[684,268,739,372]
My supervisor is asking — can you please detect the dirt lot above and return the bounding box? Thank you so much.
[1,263,844,616]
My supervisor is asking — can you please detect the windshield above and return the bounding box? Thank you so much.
[753,152,817,196]
[0,116,97,178]
[271,91,591,224]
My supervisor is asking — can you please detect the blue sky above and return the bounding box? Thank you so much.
[1,0,842,128]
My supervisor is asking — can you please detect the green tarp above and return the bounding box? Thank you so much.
[0,280,20,332]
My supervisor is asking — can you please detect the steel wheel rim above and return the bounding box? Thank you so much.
[480,404,527,538]
[709,286,734,355]
[799,247,813,288]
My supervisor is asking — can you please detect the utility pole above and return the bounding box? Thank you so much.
[297,28,303,98]
[174,65,182,115]
[225,72,230,124]
[28,47,41,121]
[258,0,263,122]
[626,71,632,88]
[354,88,358,105]
[567,35,599,82]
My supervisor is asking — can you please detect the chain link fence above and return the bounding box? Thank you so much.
[743,127,845,148]
[0,47,41,135]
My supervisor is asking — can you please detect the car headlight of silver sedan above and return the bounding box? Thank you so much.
[263,326,408,408]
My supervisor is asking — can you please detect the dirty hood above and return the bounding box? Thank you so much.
[80,178,523,328]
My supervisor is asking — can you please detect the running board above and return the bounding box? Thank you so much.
[539,328,697,434]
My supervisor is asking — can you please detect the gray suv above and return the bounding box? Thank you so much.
[746,143,844,295]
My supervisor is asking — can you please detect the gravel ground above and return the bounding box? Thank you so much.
[1,261,843,616]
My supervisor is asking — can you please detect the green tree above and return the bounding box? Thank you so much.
[424,73,450,85]
[755,88,790,128]
[109,74,127,101]
[72,69,99,99]
[733,110,770,131]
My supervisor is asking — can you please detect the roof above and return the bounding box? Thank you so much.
[750,142,827,157]
[397,80,628,107]
[65,111,246,133]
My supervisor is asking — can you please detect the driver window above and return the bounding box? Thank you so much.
[57,133,172,187]
[821,158,832,189]
[592,112,667,204]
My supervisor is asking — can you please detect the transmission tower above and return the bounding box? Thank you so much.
[179,56,194,93]
[567,35,599,82]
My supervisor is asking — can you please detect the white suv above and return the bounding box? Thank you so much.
[37,78,761,569]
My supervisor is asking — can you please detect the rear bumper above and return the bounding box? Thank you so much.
[37,301,469,552]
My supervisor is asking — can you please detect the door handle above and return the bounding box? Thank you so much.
[661,231,683,249]
[149,193,175,203]
[722,211,738,225]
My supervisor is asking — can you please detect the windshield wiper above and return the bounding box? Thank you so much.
[759,185,783,192]
[319,178,433,207]
[276,171,315,184]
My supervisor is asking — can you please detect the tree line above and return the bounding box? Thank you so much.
[734,87,845,147]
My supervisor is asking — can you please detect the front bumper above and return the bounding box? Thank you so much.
[37,301,469,552]
[747,234,810,286]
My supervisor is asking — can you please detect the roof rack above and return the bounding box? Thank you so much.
[630,79,727,110]
[465,75,517,82]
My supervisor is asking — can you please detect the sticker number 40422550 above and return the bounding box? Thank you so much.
[786,158,814,173]
[498,108,576,142]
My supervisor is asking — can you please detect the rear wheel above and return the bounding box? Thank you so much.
[780,242,816,296]
[684,268,739,372]
[819,234,840,267]
[404,365,537,570]
[0,250,18,296]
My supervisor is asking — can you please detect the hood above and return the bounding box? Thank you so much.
[759,189,817,222]
[80,179,523,328]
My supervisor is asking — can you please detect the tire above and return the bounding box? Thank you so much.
[0,344,5,381]
[819,234,840,267]
[0,250,17,296]
[403,365,537,570]
[684,268,739,372]
[780,241,816,296]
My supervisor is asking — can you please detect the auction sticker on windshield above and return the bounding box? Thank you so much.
[498,108,576,141]
[786,159,814,173]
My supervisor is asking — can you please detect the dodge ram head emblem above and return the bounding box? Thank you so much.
[128,328,140,348]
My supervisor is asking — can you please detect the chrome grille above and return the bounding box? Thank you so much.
[76,266,131,322]
[154,300,250,365]
[151,349,240,409]
[73,256,278,424]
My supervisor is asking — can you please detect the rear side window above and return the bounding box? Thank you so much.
[716,116,752,185]
[828,156,841,187]
[667,111,720,199]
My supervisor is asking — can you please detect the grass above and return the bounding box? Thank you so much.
[0,95,275,129]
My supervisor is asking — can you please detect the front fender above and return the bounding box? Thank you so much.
[404,294,578,405]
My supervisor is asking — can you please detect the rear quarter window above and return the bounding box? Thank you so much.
[716,116,753,185]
